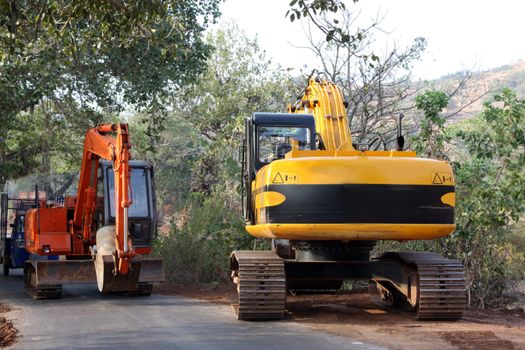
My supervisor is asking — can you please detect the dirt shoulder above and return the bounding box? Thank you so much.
[0,304,17,348]
[155,283,525,350]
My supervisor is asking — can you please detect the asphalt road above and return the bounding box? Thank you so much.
[0,270,385,350]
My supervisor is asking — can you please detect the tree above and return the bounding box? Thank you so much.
[293,6,428,150]
[410,88,525,307]
[0,0,221,188]
[287,0,359,44]
[1,98,118,196]
[170,23,294,201]
[413,90,450,159]
[452,89,525,307]
[148,24,294,282]
[292,4,489,151]
[453,89,525,237]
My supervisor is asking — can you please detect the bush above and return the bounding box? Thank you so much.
[401,88,525,308]
[155,194,267,284]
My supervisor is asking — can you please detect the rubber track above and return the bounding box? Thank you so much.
[395,252,466,320]
[231,251,286,320]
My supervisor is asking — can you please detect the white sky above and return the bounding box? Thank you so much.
[218,0,525,80]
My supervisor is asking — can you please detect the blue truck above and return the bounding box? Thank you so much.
[1,194,34,276]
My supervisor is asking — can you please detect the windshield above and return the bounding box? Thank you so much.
[258,126,311,163]
[107,168,150,217]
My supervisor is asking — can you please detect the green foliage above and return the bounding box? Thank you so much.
[157,23,293,204]
[178,24,293,141]
[186,24,292,212]
[286,0,358,43]
[155,194,268,283]
[413,90,450,158]
[0,0,220,113]
[409,88,525,307]
[0,0,221,188]
[146,24,294,283]
[130,112,202,211]
[450,90,525,306]
[0,99,111,189]
[453,89,525,237]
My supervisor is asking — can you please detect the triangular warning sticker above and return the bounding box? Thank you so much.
[272,172,284,184]
[432,173,443,184]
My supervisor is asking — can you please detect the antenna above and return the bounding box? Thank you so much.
[397,114,405,151]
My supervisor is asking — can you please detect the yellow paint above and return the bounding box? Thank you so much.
[290,138,300,151]
[246,223,456,241]
[255,191,286,209]
[257,156,454,187]
[285,150,417,158]
[441,192,455,207]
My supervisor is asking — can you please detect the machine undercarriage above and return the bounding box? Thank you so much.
[230,241,466,320]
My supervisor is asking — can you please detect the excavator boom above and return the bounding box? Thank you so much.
[292,78,354,151]
[74,123,134,275]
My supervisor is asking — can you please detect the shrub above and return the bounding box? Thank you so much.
[155,194,267,284]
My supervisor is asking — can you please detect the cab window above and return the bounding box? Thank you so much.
[107,168,150,218]
[258,126,311,163]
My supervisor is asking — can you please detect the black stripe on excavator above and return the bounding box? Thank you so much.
[264,184,454,224]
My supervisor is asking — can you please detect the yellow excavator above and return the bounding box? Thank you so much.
[231,78,465,320]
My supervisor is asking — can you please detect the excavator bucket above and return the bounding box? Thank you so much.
[94,226,164,293]
[95,255,164,293]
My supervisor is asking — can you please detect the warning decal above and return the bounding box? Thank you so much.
[272,172,297,184]
[432,172,454,185]
[272,172,284,184]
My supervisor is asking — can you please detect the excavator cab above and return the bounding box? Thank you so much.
[246,112,315,172]
[241,112,315,224]
[96,160,157,250]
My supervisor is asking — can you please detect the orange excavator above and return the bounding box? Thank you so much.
[22,123,163,298]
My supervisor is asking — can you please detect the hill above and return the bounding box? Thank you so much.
[433,60,525,121]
